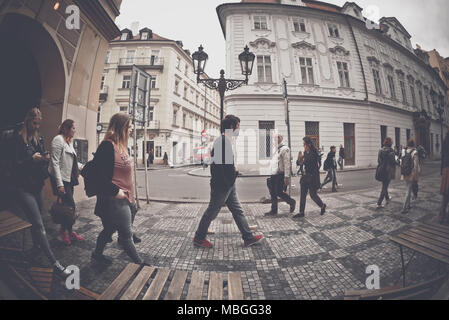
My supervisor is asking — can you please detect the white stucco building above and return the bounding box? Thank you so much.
[217,0,448,173]
[98,27,221,165]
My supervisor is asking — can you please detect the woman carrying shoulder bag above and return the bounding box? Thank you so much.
[91,113,143,265]
[49,119,83,245]
[13,108,70,277]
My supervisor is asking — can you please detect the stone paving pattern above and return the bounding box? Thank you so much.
[1,171,445,300]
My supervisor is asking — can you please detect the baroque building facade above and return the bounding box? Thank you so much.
[0,0,122,203]
[217,0,448,173]
[98,27,221,165]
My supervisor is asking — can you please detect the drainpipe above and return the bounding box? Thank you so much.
[345,16,368,101]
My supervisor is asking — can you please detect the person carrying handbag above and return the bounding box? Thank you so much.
[49,119,83,245]
[376,137,396,209]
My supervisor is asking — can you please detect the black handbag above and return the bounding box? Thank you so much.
[375,164,386,182]
[50,196,77,225]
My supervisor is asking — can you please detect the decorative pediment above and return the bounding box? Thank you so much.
[249,38,276,49]
[383,62,394,70]
[292,41,316,51]
[329,45,350,56]
[367,56,380,65]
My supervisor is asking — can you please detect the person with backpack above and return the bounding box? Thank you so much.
[320,146,338,192]
[400,139,420,214]
[90,113,143,265]
[48,119,83,246]
[12,108,71,277]
[294,137,327,218]
[265,134,296,216]
[376,137,396,209]
[440,131,449,224]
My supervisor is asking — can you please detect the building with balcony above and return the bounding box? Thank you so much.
[98,27,221,165]
[0,0,122,204]
[217,0,448,173]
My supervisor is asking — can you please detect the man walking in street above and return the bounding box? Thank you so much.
[193,115,264,248]
[265,134,296,216]
[320,146,338,192]
[338,144,345,170]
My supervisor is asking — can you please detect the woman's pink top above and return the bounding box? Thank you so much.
[110,141,134,204]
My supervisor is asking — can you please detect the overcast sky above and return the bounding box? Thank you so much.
[116,0,449,73]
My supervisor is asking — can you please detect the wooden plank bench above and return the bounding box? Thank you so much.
[0,211,32,252]
[390,222,449,287]
[5,265,54,300]
[344,275,446,300]
[91,263,245,300]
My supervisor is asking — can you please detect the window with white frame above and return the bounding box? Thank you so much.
[122,75,131,89]
[254,16,268,30]
[120,33,128,41]
[399,76,407,104]
[105,51,110,64]
[126,50,135,64]
[155,146,162,158]
[372,69,382,95]
[387,75,396,99]
[257,55,272,83]
[173,108,178,125]
[299,57,314,85]
[409,80,416,106]
[150,50,159,65]
[293,18,306,32]
[337,61,350,88]
[328,23,340,38]
[141,32,149,40]
[150,77,156,89]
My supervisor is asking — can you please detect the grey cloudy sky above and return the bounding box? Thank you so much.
[116,0,449,73]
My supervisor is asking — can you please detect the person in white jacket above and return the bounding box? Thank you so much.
[48,119,83,245]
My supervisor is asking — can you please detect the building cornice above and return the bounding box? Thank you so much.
[74,0,120,40]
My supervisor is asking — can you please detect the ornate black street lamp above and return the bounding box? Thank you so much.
[192,45,255,132]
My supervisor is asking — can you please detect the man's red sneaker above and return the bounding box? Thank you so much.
[244,234,264,247]
[193,237,213,248]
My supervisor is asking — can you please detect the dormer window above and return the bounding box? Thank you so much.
[353,9,360,17]
[121,33,128,41]
[141,32,149,40]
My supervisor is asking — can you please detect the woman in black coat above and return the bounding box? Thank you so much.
[376,137,396,209]
[294,137,327,218]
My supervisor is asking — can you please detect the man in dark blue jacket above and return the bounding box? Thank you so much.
[193,115,264,248]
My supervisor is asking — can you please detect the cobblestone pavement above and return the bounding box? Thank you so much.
[1,171,446,300]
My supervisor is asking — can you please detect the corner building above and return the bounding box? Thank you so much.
[217,0,448,172]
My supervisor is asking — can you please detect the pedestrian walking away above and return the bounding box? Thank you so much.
[294,137,326,218]
[376,137,397,209]
[400,139,420,214]
[12,107,71,277]
[320,146,338,192]
[440,131,449,224]
[91,113,143,265]
[265,134,296,216]
[412,145,426,200]
[48,119,83,246]
[338,144,345,170]
[193,115,264,248]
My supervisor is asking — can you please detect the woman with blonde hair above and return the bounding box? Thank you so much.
[49,119,83,245]
[13,107,71,277]
[91,113,143,265]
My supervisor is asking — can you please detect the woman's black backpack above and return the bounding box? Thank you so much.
[80,159,100,197]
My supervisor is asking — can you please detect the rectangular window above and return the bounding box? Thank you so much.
[126,50,135,64]
[410,84,416,106]
[380,125,387,147]
[105,51,110,64]
[120,33,128,41]
[150,50,160,65]
[259,121,275,160]
[406,129,411,141]
[100,75,105,90]
[254,16,268,30]
[418,88,424,109]
[175,80,179,94]
[122,75,131,89]
[305,121,320,149]
[148,107,154,122]
[400,79,407,104]
[387,75,396,99]
[184,86,188,99]
[151,78,156,89]
[344,123,355,166]
[173,109,177,125]
[155,146,162,158]
[183,113,186,128]
[328,24,340,38]
[120,106,128,113]
[141,32,148,40]
[373,69,382,95]
[257,55,272,83]
[300,57,314,84]
[293,18,306,32]
[337,61,350,87]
